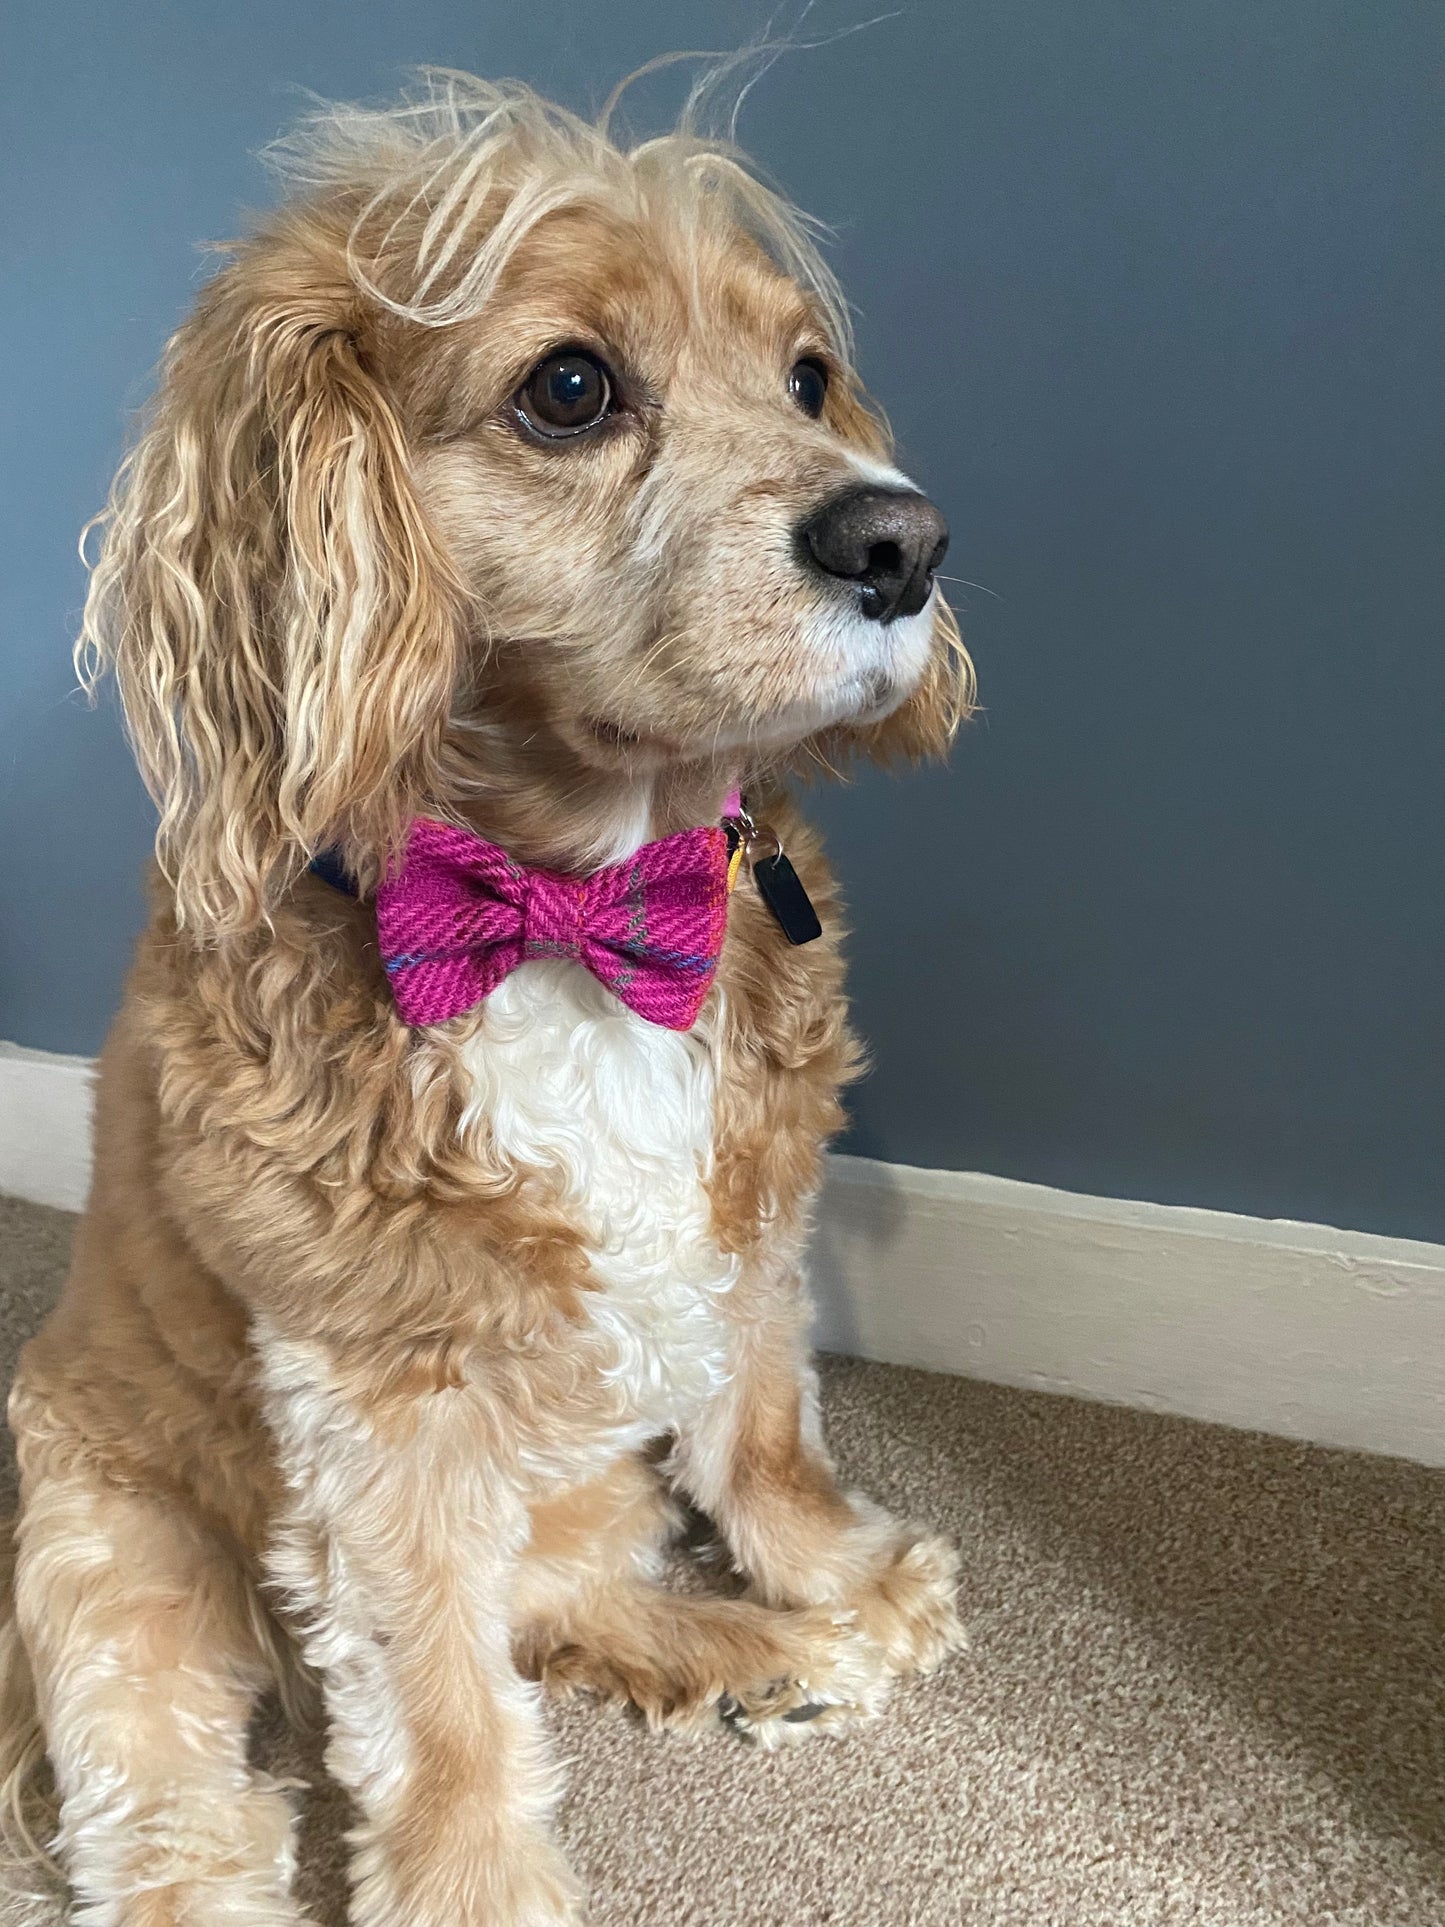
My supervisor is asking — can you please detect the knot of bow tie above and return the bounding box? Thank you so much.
[374,817,732,1031]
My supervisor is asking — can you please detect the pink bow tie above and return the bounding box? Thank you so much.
[375,816,732,1031]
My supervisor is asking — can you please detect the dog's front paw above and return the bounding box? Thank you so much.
[717,1607,891,1750]
[851,1530,966,1679]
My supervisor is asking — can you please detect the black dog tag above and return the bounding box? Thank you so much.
[751,850,822,945]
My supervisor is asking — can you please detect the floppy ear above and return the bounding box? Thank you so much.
[79,222,467,936]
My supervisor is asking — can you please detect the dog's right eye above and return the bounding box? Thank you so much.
[515,350,615,440]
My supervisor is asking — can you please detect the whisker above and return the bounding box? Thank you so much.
[936,573,1002,601]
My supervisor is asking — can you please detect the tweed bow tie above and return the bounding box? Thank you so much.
[374,816,732,1031]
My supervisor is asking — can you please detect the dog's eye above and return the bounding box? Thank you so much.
[789,357,829,419]
[515,350,614,439]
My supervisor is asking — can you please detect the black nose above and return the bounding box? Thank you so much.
[799,485,949,623]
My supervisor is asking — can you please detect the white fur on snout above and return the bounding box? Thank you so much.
[782,440,940,738]
[698,582,937,756]
[790,451,939,723]
[811,592,936,717]
[846,452,921,496]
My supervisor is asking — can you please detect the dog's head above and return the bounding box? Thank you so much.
[83,72,972,932]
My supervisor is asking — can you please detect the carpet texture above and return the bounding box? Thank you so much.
[1,1190,1442,1926]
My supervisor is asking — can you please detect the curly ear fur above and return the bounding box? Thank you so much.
[78,211,467,936]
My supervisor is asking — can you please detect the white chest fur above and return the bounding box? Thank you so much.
[455,960,739,1435]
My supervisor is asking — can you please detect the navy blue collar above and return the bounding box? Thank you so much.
[308,848,359,898]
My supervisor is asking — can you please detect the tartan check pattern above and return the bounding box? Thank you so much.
[375,816,733,1031]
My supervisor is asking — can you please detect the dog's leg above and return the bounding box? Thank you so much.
[512,1457,884,1747]
[261,1337,580,1927]
[674,1270,964,1694]
[11,1449,306,1927]
[519,1575,886,1745]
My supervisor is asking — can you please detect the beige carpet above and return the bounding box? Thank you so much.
[2,1191,1443,1926]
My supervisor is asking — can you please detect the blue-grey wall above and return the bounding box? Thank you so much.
[3,2,1442,1240]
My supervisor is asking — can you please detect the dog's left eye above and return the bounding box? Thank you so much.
[515,349,615,439]
[789,357,829,419]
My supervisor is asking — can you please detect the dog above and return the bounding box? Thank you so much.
[1,70,972,1927]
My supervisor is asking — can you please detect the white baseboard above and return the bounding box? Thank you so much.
[4,1042,1443,1467]
[811,1156,1445,1467]
[0,1042,95,1213]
